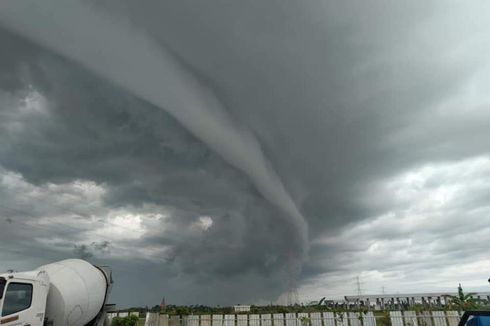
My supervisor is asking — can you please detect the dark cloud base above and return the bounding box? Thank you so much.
[0,27,304,305]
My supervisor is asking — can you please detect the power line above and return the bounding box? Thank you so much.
[355,276,363,297]
[354,275,365,308]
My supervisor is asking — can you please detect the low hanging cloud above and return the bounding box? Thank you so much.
[302,156,490,298]
[73,241,111,260]
[0,0,308,258]
[0,60,301,305]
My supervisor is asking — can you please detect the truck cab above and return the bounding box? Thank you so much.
[459,311,490,326]
[0,271,50,326]
[0,260,112,326]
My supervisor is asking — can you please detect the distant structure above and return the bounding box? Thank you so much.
[344,292,490,309]
[354,276,364,308]
[160,297,166,312]
[233,305,251,312]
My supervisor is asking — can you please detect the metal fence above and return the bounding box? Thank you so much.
[120,311,463,326]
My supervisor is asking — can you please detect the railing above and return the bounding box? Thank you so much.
[109,311,463,326]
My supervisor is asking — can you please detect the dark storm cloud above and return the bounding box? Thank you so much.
[96,0,490,236]
[73,241,111,259]
[0,0,309,256]
[1,0,490,306]
[0,31,301,305]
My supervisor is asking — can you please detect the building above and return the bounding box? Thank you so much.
[160,297,166,313]
[344,292,490,309]
[234,305,251,313]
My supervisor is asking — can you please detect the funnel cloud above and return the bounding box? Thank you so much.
[0,0,308,256]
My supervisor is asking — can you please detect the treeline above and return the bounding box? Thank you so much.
[125,304,356,316]
[121,286,490,316]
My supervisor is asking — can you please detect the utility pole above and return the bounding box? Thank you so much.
[356,276,362,296]
[355,276,363,308]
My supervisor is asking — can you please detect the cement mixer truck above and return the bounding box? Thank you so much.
[0,259,113,326]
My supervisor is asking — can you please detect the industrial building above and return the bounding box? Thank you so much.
[344,292,490,309]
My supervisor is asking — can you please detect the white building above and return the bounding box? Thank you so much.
[234,305,251,312]
[344,292,490,309]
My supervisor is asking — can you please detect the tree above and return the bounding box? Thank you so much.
[111,315,139,326]
[318,298,326,306]
[443,284,481,311]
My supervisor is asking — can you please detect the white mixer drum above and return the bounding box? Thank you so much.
[36,259,108,326]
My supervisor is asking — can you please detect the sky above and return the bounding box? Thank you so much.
[0,0,490,308]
